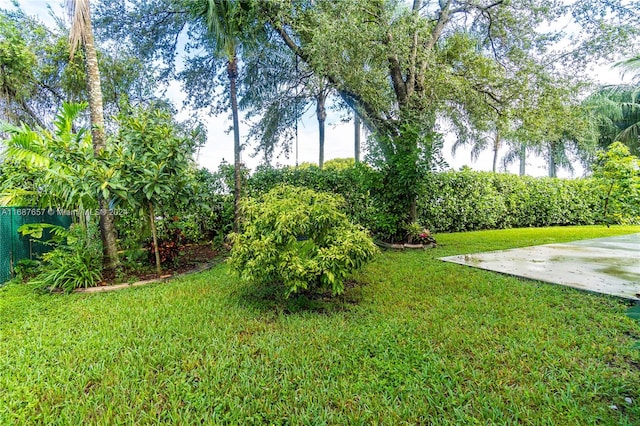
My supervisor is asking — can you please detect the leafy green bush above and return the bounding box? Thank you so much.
[31,224,103,292]
[592,142,640,225]
[32,248,103,293]
[228,185,378,297]
[13,259,41,282]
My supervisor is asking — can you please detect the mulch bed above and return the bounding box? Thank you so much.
[99,242,221,287]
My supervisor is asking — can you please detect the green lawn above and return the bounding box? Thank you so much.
[2,225,640,424]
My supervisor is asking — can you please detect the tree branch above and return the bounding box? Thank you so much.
[271,21,383,133]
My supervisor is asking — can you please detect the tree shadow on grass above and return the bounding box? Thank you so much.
[233,279,366,316]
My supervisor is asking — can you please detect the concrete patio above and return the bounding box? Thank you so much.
[440,233,640,300]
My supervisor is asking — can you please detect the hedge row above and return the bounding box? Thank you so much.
[245,165,606,234]
[420,171,600,232]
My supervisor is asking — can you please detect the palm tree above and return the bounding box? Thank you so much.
[314,80,332,169]
[502,141,528,175]
[195,0,259,232]
[67,0,119,270]
[240,40,337,169]
[451,125,506,173]
[354,110,361,163]
[587,56,640,156]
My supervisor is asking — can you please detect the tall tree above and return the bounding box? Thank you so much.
[239,36,339,168]
[0,5,156,130]
[502,141,529,176]
[354,110,361,163]
[190,0,262,232]
[586,55,640,157]
[67,0,119,270]
[259,0,638,229]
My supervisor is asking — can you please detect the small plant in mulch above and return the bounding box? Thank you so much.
[146,226,185,266]
[403,222,437,246]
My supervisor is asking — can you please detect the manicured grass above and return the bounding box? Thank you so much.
[1,225,640,424]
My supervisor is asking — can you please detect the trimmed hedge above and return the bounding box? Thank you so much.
[420,171,600,232]
[239,165,611,234]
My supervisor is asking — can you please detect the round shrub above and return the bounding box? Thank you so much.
[228,185,378,297]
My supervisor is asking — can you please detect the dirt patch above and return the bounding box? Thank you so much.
[100,243,222,286]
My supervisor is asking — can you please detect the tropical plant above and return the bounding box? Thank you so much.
[403,222,435,245]
[30,223,103,292]
[0,102,127,211]
[228,185,378,297]
[186,0,263,232]
[586,55,640,157]
[240,39,337,168]
[591,142,640,225]
[110,103,204,275]
[67,0,119,270]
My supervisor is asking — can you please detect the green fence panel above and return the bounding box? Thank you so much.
[0,208,13,284]
[0,207,72,284]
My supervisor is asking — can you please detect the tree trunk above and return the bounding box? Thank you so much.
[316,90,327,168]
[492,131,500,173]
[519,144,526,176]
[548,143,557,178]
[354,112,361,163]
[149,202,162,277]
[410,198,418,224]
[228,54,242,233]
[81,2,119,271]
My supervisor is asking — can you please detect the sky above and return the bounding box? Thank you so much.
[2,0,632,178]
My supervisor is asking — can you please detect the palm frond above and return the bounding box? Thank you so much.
[0,188,38,207]
[67,0,91,59]
[617,122,640,142]
[614,55,640,74]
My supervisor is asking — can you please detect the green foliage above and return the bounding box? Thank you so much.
[421,171,601,232]
[32,247,102,293]
[322,157,355,170]
[17,223,73,245]
[592,142,640,225]
[246,164,607,235]
[13,258,41,282]
[30,224,103,292]
[229,185,378,297]
[112,103,204,209]
[403,222,434,245]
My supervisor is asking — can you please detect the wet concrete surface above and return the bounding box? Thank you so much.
[440,233,640,300]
